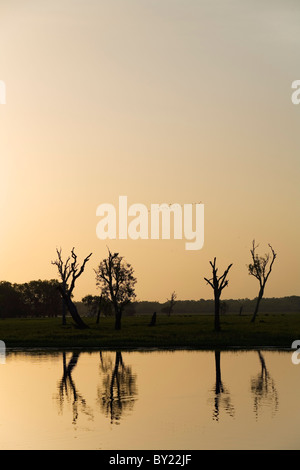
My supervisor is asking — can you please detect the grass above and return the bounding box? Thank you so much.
[0,313,300,350]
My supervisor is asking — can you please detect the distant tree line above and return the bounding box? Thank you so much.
[0,280,62,318]
[1,281,298,320]
[125,297,300,316]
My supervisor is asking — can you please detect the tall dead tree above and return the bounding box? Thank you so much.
[248,240,277,323]
[52,247,92,329]
[167,291,177,316]
[204,258,233,332]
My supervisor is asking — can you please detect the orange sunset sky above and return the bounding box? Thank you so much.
[0,0,299,302]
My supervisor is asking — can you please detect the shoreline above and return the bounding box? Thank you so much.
[0,313,299,350]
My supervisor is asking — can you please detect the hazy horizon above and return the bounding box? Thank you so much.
[0,0,299,302]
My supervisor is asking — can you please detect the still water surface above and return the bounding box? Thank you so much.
[0,349,298,449]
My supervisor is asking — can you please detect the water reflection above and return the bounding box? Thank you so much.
[251,351,278,418]
[53,349,280,430]
[211,351,235,421]
[55,351,138,426]
[98,351,138,425]
[56,352,93,424]
[0,349,292,449]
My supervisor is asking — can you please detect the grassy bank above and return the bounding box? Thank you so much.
[0,313,299,349]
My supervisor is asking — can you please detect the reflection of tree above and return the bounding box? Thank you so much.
[56,352,93,424]
[251,351,278,418]
[211,351,234,421]
[98,351,137,424]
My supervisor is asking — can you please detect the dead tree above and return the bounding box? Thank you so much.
[167,291,177,316]
[248,240,277,323]
[204,258,233,331]
[52,247,92,329]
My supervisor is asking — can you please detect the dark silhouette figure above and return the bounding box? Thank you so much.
[204,258,233,331]
[251,351,278,419]
[56,351,93,424]
[52,247,92,329]
[149,311,157,326]
[211,351,235,421]
[248,240,277,323]
[98,351,137,424]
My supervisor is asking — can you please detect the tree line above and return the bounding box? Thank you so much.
[0,280,62,318]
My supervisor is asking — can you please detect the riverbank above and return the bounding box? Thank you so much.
[0,313,299,349]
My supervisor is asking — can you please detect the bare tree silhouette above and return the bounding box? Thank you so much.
[52,247,92,329]
[167,291,177,316]
[204,258,233,331]
[248,240,277,323]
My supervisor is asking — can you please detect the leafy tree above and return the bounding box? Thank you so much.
[82,294,112,323]
[95,249,137,330]
[16,280,61,317]
[0,281,28,318]
[82,295,100,316]
[248,240,277,323]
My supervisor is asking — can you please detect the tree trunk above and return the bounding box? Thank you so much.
[62,299,67,326]
[96,297,102,325]
[251,287,264,323]
[115,309,122,330]
[214,292,221,331]
[58,287,89,329]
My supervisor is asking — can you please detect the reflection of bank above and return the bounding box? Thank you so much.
[251,351,278,419]
[98,351,138,425]
[211,351,235,422]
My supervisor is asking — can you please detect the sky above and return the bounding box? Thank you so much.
[0,0,299,302]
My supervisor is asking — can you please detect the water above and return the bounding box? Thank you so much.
[0,349,298,450]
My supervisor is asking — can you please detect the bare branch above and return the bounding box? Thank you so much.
[248,241,277,322]
[204,277,214,289]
